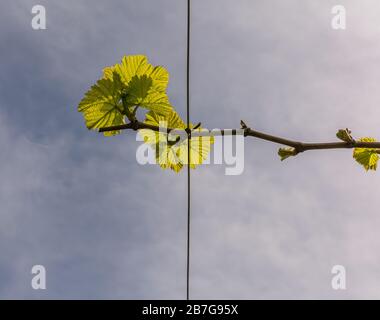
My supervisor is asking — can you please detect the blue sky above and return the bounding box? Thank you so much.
[1,0,380,299]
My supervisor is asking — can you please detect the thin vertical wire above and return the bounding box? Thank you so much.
[186,0,191,301]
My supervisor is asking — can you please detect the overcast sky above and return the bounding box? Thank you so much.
[1,0,380,299]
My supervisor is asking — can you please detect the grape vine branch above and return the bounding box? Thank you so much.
[98,120,380,161]
[77,55,380,171]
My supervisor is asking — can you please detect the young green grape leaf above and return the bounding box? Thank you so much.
[139,110,214,172]
[78,55,174,135]
[278,147,297,161]
[123,75,172,116]
[106,55,169,92]
[78,72,125,136]
[336,128,354,142]
[104,55,172,116]
[353,137,379,171]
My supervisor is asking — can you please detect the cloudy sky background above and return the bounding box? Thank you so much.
[1,0,380,299]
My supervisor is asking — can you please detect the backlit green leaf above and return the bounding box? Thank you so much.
[124,75,172,116]
[104,55,172,116]
[104,55,169,92]
[78,55,173,135]
[78,72,125,136]
[139,110,214,172]
[353,137,379,171]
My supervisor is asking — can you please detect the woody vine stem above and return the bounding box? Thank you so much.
[99,120,380,157]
